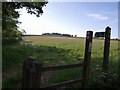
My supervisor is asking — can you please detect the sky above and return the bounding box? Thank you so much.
[18,2,118,38]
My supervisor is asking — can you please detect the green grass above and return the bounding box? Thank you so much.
[2,36,119,88]
[3,73,22,88]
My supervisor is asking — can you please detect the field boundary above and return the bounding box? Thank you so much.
[21,31,93,88]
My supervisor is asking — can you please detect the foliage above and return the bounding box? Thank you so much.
[42,32,74,37]
[2,1,48,40]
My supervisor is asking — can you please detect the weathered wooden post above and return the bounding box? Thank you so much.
[102,26,111,73]
[34,61,42,88]
[81,31,93,88]
[22,58,42,88]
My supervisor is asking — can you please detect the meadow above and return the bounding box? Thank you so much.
[2,36,119,88]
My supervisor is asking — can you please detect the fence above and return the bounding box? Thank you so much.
[102,26,111,73]
[21,26,111,88]
[21,31,93,88]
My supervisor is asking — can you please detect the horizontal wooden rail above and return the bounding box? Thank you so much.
[41,78,84,88]
[22,30,94,88]
[42,63,83,72]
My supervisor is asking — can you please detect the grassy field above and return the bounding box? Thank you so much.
[3,36,119,88]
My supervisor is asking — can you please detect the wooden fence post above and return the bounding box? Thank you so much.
[81,31,93,88]
[102,26,111,73]
[34,61,42,88]
[21,58,42,88]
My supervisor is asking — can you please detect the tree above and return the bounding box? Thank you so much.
[2,1,48,40]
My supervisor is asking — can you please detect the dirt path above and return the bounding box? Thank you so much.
[3,64,57,88]
[3,66,22,81]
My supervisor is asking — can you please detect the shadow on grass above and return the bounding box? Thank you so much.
[3,40,83,70]
[2,40,120,88]
[2,40,83,88]
[2,38,22,46]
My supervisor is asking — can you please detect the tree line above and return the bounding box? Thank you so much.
[42,33,77,37]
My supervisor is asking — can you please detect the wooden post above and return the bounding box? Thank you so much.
[81,31,93,88]
[21,58,42,88]
[34,62,42,88]
[102,26,111,73]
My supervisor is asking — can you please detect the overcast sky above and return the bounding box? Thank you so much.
[18,2,118,38]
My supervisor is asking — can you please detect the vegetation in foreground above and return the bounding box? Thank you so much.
[2,36,119,88]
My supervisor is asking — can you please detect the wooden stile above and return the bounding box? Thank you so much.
[21,58,42,88]
[103,26,111,73]
[81,31,93,88]
[21,30,93,88]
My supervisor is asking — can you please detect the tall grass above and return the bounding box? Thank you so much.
[3,36,119,88]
